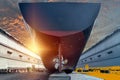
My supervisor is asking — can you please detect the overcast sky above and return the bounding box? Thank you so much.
[0,0,120,53]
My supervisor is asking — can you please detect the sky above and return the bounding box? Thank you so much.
[0,0,120,54]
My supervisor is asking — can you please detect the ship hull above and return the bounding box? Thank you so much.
[19,2,100,73]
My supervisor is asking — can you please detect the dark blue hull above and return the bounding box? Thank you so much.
[19,2,100,73]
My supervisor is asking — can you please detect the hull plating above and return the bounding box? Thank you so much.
[19,3,100,73]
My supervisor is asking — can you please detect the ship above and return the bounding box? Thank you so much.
[19,2,100,73]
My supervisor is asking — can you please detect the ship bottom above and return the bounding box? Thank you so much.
[34,30,86,73]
